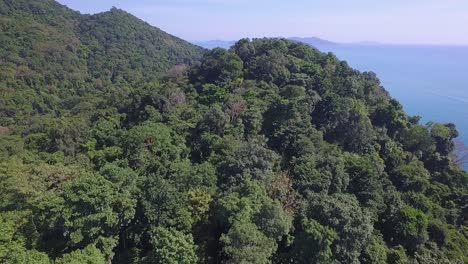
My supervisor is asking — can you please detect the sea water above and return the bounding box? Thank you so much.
[316,44,468,169]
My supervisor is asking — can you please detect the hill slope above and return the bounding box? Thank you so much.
[77,7,205,83]
[0,0,204,126]
[0,1,467,264]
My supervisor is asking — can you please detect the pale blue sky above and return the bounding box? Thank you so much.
[56,0,468,45]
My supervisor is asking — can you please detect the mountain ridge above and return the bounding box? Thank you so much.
[0,0,205,125]
[0,1,467,263]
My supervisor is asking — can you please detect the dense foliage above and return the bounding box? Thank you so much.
[0,1,467,263]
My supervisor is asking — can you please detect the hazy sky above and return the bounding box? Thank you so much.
[56,0,468,45]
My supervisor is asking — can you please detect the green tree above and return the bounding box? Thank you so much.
[55,245,106,264]
[140,176,192,231]
[220,220,276,264]
[217,179,291,240]
[313,94,375,153]
[372,99,408,136]
[291,146,349,195]
[429,123,458,156]
[192,48,243,84]
[43,174,136,257]
[385,206,428,251]
[217,139,279,190]
[303,193,373,263]
[390,161,430,192]
[148,227,198,264]
[387,245,409,264]
[360,232,388,264]
[0,211,50,264]
[345,153,386,216]
[123,122,187,173]
[290,218,338,264]
[400,125,435,159]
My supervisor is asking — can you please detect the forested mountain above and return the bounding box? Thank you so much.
[0,1,467,264]
[0,0,204,127]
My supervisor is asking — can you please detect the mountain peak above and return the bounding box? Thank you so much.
[0,0,204,90]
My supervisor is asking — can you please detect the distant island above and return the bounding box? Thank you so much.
[194,36,336,49]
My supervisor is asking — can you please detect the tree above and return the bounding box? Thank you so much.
[197,106,228,135]
[216,179,291,240]
[166,64,188,83]
[387,245,409,264]
[390,161,430,192]
[140,176,192,232]
[360,232,388,264]
[372,99,408,136]
[313,94,375,153]
[429,123,458,156]
[400,125,435,159]
[193,48,243,85]
[303,193,373,264]
[261,94,314,159]
[427,219,448,247]
[345,153,385,215]
[42,174,136,258]
[199,84,228,105]
[253,194,292,241]
[225,99,246,123]
[290,218,338,264]
[3,250,51,264]
[220,221,276,264]
[291,148,349,195]
[123,122,187,173]
[246,49,290,85]
[217,139,279,190]
[385,206,428,252]
[148,227,198,264]
[55,245,106,264]
[0,211,50,264]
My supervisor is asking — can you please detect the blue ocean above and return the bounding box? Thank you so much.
[315,44,468,164]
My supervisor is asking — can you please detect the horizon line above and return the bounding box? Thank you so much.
[191,37,468,47]
[57,2,468,48]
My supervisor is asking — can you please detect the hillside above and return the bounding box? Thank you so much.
[0,0,204,127]
[0,1,467,264]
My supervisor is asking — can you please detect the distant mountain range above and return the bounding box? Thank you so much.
[194,37,337,49]
[193,40,237,49]
[288,37,337,46]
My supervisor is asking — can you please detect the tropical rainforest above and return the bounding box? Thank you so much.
[0,0,467,263]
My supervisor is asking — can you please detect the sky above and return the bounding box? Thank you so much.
[56,0,468,45]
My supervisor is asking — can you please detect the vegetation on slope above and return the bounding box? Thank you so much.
[0,1,467,264]
[0,0,204,127]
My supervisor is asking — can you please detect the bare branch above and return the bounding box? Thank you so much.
[225,100,246,122]
[451,139,468,168]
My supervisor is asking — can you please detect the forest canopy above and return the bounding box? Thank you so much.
[0,0,467,263]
